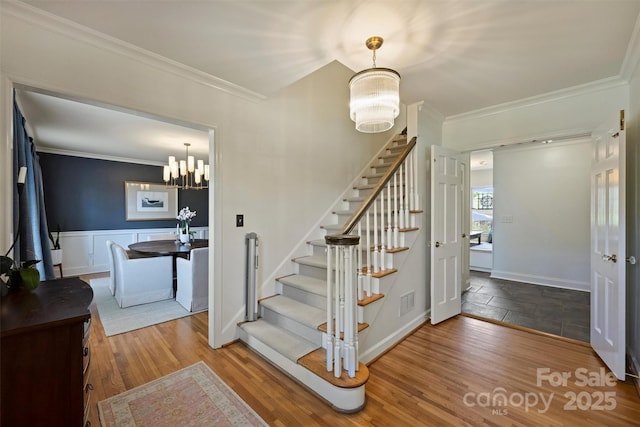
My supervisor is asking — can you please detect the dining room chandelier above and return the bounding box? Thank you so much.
[349,36,401,133]
[162,143,209,190]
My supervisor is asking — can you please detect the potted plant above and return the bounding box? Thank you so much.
[177,207,196,244]
[0,254,40,295]
[48,224,63,265]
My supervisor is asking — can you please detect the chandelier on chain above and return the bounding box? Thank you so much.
[162,143,209,190]
[349,36,400,133]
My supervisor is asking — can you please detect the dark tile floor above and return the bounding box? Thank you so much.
[463,271,590,342]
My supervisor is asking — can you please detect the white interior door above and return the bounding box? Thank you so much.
[590,110,626,380]
[460,152,471,291]
[431,145,464,324]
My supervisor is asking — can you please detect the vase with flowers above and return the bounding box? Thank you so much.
[177,206,197,244]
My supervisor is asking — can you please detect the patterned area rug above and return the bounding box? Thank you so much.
[98,362,267,426]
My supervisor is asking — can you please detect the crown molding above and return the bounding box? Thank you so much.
[445,76,628,123]
[2,1,266,103]
[36,146,165,167]
[492,134,591,155]
[452,128,592,154]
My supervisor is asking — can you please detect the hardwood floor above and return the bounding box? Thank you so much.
[85,276,640,426]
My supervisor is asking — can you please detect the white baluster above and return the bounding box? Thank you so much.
[326,243,333,372]
[387,181,393,249]
[373,199,379,273]
[365,210,371,297]
[404,157,410,229]
[334,246,341,377]
[380,194,386,273]
[413,148,419,212]
[393,172,399,248]
[408,149,415,213]
[357,222,363,301]
[399,163,405,229]
[344,245,356,377]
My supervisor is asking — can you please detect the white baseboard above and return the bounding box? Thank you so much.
[470,266,492,273]
[490,270,589,292]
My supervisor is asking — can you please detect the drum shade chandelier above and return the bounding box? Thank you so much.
[349,36,400,133]
[163,143,209,190]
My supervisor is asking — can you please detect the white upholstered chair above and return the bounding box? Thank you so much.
[106,240,117,295]
[111,243,173,308]
[176,247,208,312]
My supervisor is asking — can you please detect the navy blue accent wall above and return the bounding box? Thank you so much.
[39,153,208,231]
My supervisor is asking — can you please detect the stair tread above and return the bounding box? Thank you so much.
[321,223,343,231]
[344,196,365,202]
[363,171,384,179]
[278,274,327,297]
[308,239,326,247]
[298,349,369,389]
[261,295,327,329]
[240,319,320,362]
[294,255,328,269]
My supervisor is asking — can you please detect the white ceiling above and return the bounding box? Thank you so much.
[16,89,210,164]
[12,0,640,163]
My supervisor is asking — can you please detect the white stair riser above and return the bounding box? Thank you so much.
[297,263,328,280]
[282,284,327,310]
[260,305,323,344]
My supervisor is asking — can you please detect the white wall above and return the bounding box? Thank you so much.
[470,169,493,189]
[443,79,629,152]
[417,104,443,309]
[626,42,640,378]
[0,5,395,346]
[492,140,592,290]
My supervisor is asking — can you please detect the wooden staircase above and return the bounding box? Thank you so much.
[239,133,423,412]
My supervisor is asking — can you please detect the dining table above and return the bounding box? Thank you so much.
[128,239,208,295]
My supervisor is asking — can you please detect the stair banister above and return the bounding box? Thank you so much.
[339,137,417,235]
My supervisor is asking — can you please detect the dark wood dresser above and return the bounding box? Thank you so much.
[1,277,94,426]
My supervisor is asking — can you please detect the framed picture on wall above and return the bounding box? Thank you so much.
[125,181,178,220]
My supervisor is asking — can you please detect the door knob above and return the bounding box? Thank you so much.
[627,256,637,265]
[462,233,467,238]
[435,241,441,248]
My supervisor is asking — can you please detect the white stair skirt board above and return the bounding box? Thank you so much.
[239,325,366,413]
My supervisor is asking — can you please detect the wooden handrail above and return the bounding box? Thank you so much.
[340,136,417,234]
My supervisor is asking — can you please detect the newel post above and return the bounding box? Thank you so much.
[325,234,360,378]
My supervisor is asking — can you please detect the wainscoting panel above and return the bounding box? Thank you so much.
[55,227,209,278]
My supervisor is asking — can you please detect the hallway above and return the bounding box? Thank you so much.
[463,272,590,342]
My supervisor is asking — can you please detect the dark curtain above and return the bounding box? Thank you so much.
[13,97,54,280]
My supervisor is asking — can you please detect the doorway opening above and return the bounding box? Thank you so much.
[462,143,591,342]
